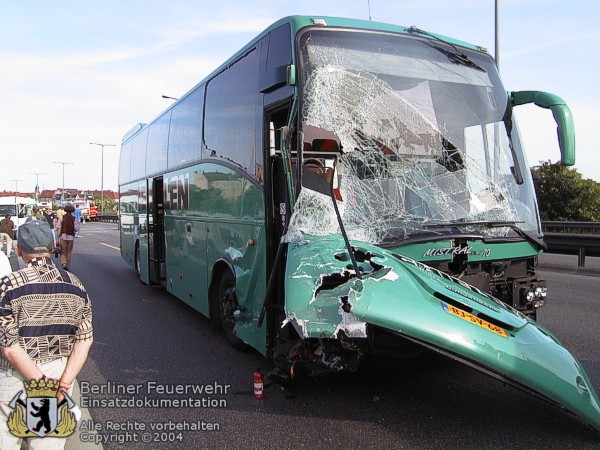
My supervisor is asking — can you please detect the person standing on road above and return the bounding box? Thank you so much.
[0,215,15,257]
[53,207,64,247]
[43,208,56,244]
[28,209,44,222]
[0,219,93,450]
[57,204,76,271]
[73,205,82,238]
[55,206,64,221]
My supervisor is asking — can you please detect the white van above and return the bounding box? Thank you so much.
[0,196,37,236]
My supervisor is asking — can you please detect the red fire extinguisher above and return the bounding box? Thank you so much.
[253,367,264,399]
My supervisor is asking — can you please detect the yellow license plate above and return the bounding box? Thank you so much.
[442,302,508,338]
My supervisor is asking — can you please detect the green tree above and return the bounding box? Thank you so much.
[102,198,118,213]
[531,161,600,221]
[93,195,118,213]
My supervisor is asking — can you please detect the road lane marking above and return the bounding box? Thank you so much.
[100,243,120,251]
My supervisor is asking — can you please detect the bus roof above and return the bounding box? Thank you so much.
[122,15,488,143]
[275,15,486,51]
[222,15,487,78]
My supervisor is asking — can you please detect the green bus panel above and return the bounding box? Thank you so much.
[165,216,209,315]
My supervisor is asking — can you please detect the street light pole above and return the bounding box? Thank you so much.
[10,179,23,194]
[495,0,500,69]
[53,161,73,193]
[89,142,116,212]
[10,179,23,218]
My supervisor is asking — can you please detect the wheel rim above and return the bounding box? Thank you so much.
[220,287,237,332]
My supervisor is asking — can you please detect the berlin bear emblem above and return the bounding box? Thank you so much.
[5,379,79,438]
[28,397,58,437]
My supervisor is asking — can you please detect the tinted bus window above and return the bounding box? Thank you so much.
[169,87,204,168]
[204,48,259,171]
[131,127,149,181]
[147,110,171,176]
[119,184,139,214]
[119,139,133,184]
[259,23,292,93]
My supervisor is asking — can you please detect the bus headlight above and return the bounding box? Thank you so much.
[521,284,547,306]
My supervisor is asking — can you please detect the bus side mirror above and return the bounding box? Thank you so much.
[511,91,575,166]
[287,64,296,86]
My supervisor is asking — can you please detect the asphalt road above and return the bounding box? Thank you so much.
[34,222,600,449]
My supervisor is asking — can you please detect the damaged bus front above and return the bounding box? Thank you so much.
[267,19,599,431]
[119,15,597,432]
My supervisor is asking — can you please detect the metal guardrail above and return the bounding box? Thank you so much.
[541,221,600,232]
[541,221,600,267]
[95,212,119,223]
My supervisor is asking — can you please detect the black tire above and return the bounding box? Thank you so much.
[217,271,247,351]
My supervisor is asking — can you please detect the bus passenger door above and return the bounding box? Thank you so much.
[149,176,166,284]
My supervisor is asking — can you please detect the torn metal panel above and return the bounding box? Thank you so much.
[334,306,367,338]
[283,233,600,431]
[284,234,388,339]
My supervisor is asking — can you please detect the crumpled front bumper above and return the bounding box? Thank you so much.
[284,233,600,431]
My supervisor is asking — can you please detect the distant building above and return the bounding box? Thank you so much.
[37,189,119,208]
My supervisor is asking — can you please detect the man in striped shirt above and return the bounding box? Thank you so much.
[0,220,93,450]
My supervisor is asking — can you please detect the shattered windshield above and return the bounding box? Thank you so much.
[290,29,540,245]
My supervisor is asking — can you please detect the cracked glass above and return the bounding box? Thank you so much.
[289,29,540,246]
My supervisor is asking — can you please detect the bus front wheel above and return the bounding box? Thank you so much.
[217,271,247,351]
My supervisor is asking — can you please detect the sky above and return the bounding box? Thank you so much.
[1,0,598,195]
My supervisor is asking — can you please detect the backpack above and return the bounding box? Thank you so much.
[61,214,76,237]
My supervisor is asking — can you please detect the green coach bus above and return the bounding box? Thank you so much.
[119,16,600,430]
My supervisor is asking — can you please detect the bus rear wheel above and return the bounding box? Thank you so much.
[217,271,247,351]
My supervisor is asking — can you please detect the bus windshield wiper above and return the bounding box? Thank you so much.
[327,160,362,279]
[407,26,486,72]
[424,220,546,250]
[424,220,521,228]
